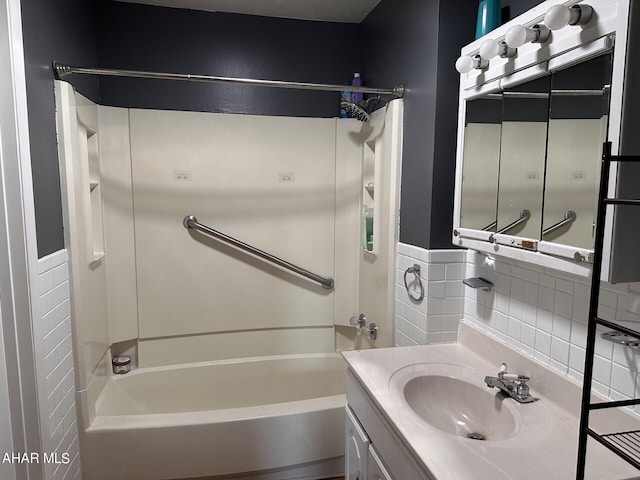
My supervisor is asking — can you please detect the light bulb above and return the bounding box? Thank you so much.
[455,56,475,74]
[479,39,500,59]
[505,24,550,48]
[544,4,593,30]
[479,39,517,59]
[455,55,488,74]
[505,25,535,48]
[544,5,571,30]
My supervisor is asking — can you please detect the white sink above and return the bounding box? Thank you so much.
[389,363,550,443]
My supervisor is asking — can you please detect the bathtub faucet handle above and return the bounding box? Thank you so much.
[368,323,378,341]
[349,314,367,329]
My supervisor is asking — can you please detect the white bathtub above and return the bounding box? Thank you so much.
[81,353,347,480]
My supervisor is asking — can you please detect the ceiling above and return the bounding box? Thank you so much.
[114,0,383,23]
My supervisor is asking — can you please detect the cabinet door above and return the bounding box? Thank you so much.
[346,407,369,480]
[367,445,393,480]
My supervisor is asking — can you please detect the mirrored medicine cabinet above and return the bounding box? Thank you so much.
[457,48,613,268]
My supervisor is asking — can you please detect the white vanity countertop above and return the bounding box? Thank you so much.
[342,320,640,480]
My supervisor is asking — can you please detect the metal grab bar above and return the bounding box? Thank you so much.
[482,221,497,232]
[542,210,577,238]
[497,209,531,235]
[183,215,334,289]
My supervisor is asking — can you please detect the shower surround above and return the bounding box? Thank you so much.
[55,81,403,478]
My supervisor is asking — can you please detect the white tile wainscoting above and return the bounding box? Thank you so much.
[35,251,81,480]
[395,244,465,346]
[396,243,640,412]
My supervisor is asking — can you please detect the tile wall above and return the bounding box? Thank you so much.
[396,243,640,409]
[395,244,465,346]
[35,251,81,480]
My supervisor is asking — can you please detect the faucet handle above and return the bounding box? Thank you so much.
[502,373,530,382]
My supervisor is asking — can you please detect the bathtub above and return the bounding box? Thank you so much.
[81,353,347,480]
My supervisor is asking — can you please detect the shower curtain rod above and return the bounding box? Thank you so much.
[53,62,405,98]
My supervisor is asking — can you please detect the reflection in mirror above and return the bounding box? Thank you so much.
[496,75,551,238]
[542,52,613,249]
[460,94,502,231]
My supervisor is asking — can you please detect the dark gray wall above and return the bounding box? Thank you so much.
[96,2,361,117]
[21,0,99,258]
[361,0,477,249]
[362,0,543,249]
[23,0,546,257]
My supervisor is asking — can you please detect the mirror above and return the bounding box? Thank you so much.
[496,75,551,239]
[460,94,502,231]
[542,52,613,249]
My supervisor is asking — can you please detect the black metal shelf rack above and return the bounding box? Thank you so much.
[576,142,640,479]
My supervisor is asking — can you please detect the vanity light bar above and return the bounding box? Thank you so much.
[455,3,594,72]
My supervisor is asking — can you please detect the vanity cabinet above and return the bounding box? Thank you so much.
[345,407,393,480]
[453,0,640,281]
[346,370,432,480]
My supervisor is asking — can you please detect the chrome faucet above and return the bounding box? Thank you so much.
[484,363,535,403]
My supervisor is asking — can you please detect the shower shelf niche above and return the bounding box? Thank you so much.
[362,133,381,256]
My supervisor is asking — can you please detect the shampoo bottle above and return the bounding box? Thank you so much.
[352,73,363,105]
[475,0,501,39]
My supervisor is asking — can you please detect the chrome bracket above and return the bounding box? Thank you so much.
[601,331,640,351]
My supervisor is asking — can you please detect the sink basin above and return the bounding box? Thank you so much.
[389,363,550,443]
[402,374,517,441]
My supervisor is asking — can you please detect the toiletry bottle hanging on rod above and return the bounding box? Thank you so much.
[352,73,363,105]
[341,83,352,118]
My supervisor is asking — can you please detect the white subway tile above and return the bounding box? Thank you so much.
[510,278,524,300]
[511,265,525,280]
[445,281,463,298]
[538,286,555,312]
[509,297,523,320]
[554,291,573,319]
[494,311,508,335]
[574,282,591,300]
[522,303,537,326]
[426,315,444,333]
[495,293,510,315]
[611,363,636,398]
[552,314,572,343]
[442,331,458,343]
[571,320,587,349]
[443,315,461,332]
[592,380,610,397]
[550,337,570,368]
[555,278,574,295]
[535,330,552,357]
[569,345,586,373]
[445,263,464,280]
[429,250,464,263]
[539,273,556,289]
[396,329,419,347]
[521,323,536,348]
[613,344,640,372]
[536,309,553,334]
[428,281,446,299]
[523,282,539,305]
[426,332,445,344]
[507,317,522,343]
[444,298,462,315]
[428,264,445,281]
[593,354,612,385]
[523,268,539,284]
[572,296,589,324]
